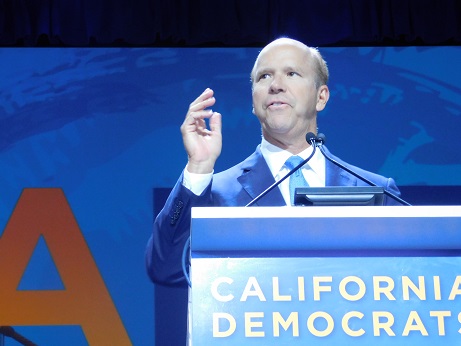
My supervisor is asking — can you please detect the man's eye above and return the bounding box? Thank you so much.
[288,71,299,77]
[259,73,270,80]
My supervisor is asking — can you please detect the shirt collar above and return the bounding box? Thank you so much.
[260,137,325,180]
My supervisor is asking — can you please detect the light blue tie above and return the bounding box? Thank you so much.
[285,156,309,205]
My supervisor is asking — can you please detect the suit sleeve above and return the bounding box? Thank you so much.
[145,172,212,286]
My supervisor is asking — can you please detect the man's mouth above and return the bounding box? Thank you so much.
[267,101,288,109]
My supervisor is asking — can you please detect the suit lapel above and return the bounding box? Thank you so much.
[237,147,286,206]
[324,147,357,187]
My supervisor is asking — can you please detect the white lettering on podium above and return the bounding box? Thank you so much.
[449,276,461,300]
[206,275,461,339]
[307,311,334,337]
[373,276,396,300]
[434,276,442,300]
[245,312,264,337]
[273,277,291,301]
[402,276,426,300]
[313,276,332,301]
[458,312,461,333]
[211,275,461,303]
[339,276,366,301]
[240,277,266,302]
[273,312,299,336]
[211,277,233,302]
[429,311,451,336]
[298,276,306,301]
[402,311,428,336]
[342,311,365,337]
[373,311,396,336]
[213,313,236,337]
[211,310,461,338]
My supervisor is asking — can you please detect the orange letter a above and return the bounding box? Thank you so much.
[0,188,132,345]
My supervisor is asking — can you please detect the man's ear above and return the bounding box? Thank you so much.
[316,85,330,112]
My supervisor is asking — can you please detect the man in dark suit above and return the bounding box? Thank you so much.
[146,37,401,286]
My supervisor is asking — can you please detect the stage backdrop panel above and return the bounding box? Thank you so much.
[0,46,460,345]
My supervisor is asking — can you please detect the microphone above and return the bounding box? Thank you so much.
[245,132,317,207]
[314,133,411,206]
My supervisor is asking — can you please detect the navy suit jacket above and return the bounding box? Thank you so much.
[146,145,402,285]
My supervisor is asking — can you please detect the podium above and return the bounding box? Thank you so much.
[190,206,461,345]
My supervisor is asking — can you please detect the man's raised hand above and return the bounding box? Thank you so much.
[181,88,222,174]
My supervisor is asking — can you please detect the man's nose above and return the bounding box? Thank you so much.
[269,75,286,93]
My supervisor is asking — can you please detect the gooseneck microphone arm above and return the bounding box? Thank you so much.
[315,133,411,206]
[245,132,317,207]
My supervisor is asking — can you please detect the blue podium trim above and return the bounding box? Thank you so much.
[191,206,461,254]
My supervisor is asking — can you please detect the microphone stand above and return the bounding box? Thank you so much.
[315,137,411,206]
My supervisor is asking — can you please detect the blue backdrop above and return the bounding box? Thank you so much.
[0,46,460,345]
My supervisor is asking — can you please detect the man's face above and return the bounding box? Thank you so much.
[251,42,326,147]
